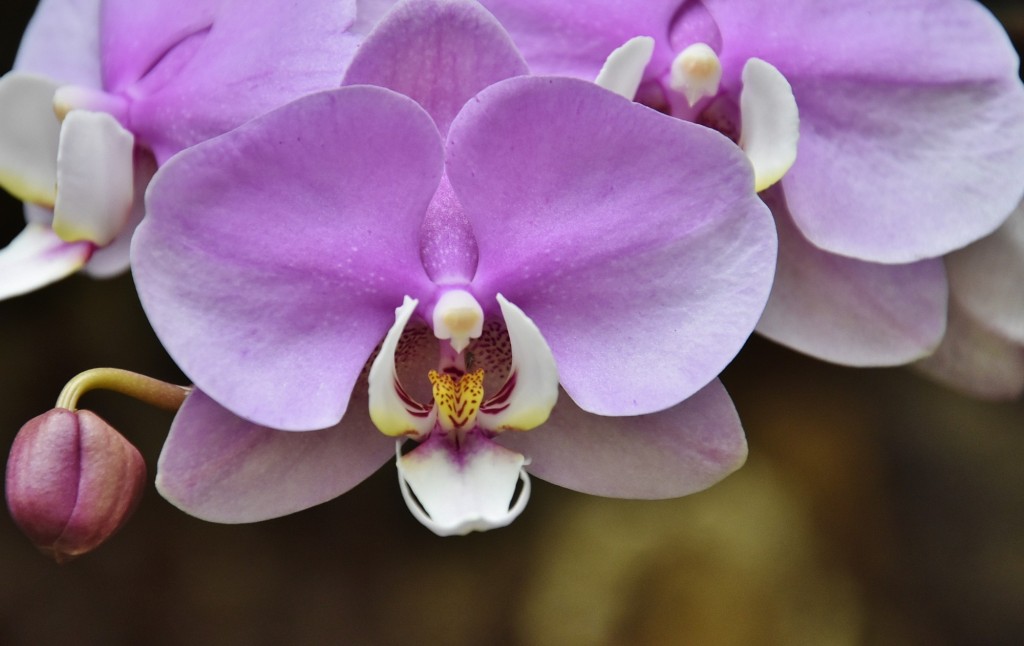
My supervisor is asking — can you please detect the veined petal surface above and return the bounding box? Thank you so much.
[14,0,102,87]
[699,0,1024,262]
[448,77,776,415]
[121,0,360,161]
[481,0,682,83]
[342,0,527,135]
[756,188,947,366]
[497,380,746,498]
[133,87,443,431]
[157,387,394,523]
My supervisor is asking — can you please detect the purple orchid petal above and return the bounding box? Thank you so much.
[132,86,442,431]
[14,0,102,87]
[946,202,1024,345]
[157,387,394,523]
[448,76,776,415]
[915,301,1024,401]
[342,0,527,136]
[99,0,217,92]
[497,380,745,498]
[755,188,947,366]
[481,0,682,83]
[699,0,1024,262]
[119,0,359,162]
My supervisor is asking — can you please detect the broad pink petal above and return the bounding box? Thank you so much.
[342,0,527,135]
[915,301,1024,400]
[14,0,102,87]
[497,380,746,499]
[449,77,776,415]
[481,0,682,82]
[119,0,360,161]
[698,0,1024,262]
[756,189,947,366]
[946,202,1024,344]
[132,87,442,431]
[157,388,394,523]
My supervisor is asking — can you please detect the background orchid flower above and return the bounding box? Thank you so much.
[132,0,776,535]
[0,0,363,299]
[916,201,1024,399]
[481,0,1024,368]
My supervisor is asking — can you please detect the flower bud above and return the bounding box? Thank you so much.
[5,408,145,562]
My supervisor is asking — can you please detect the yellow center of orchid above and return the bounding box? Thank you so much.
[428,369,484,433]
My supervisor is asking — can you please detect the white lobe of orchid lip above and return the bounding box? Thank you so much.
[669,43,723,108]
[0,72,61,205]
[396,436,531,537]
[476,294,559,432]
[52,110,136,246]
[738,58,799,192]
[595,35,655,100]
[0,223,92,300]
[432,288,484,352]
[368,296,437,438]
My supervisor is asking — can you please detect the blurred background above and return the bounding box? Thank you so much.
[1,1,1022,644]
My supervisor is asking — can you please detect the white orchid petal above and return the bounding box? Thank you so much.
[594,36,655,100]
[0,72,61,205]
[397,432,530,536]
[52,110,135,246]
[477,295,559,432]
[738,58,799,192]
[368,296,436,438]
[0,223,91,300]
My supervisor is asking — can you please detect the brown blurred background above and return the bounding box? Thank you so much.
[1,2,1022,644]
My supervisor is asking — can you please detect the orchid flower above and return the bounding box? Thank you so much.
[916,201,1024,399]
[481,0,1024,367]
[131,0,777,535]
[0,0,362,299]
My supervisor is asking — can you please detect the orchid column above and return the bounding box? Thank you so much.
[132,0,778,535]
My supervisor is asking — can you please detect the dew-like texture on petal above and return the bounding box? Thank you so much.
[14,0,102,87]
[343,0,527,136]
[947,202,1024,344]
[157,387,394,523]
[698,0,1024,262]
[119,0,359,162]
[481,0,682,83]
[755,189,947,366]
[0,224,92,301]
[133,87,442,431]
[448,77,776,415]
[497,380,746,499]
[915,301,1024,400]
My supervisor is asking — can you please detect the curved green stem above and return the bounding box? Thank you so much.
[56,368,190,412]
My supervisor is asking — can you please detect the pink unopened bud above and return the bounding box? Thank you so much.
[5,408,145,562]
